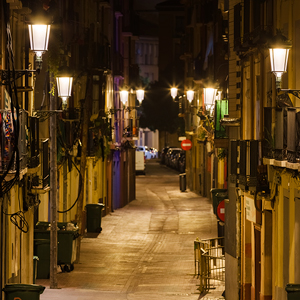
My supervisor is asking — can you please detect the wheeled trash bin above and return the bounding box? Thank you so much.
[3,284,45,300]
[86,203,105,233]
[34,239,50,279]
[34,222,79,274]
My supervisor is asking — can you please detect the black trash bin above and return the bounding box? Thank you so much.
[179,173,186,192]
[3,284,45,300]
[34,239,50,279]
[286,284,300,300]
[34,223,79,273]
[86,203,105,233]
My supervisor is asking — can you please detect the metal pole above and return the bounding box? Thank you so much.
[50,73,58,288]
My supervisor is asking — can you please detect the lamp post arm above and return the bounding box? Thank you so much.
[280,89,300,100]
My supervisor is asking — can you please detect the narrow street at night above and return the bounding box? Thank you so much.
[37,159,223,300]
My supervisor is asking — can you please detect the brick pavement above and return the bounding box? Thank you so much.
[37,160,225,300]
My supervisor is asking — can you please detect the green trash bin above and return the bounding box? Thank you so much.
[35,221,50,230]
[86,203,105,233]
[34,226,79,272]
[34,239,50,279]
[3,284,45,300]
[57,230,79,271]
[210,188,227,215]
[286,284,300,300]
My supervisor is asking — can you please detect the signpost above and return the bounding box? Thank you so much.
[217,200,225,222]
[181,139,192,151]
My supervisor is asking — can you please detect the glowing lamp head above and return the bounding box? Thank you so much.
[268,32,292,88]
[28,24,51,69]
[186,90,194,103]
[203,88,217,106]
[171,87,178,99]
[56,76,73,99]
[120,90,129,105]
[136,89,144,104]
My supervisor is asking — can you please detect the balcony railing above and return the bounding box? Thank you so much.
[215,100,228,139]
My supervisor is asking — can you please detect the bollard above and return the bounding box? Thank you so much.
[179,173,186,192]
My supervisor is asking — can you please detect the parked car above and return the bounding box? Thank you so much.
[165,147,182,167]
[136,146,152,159]
[160,147,170,164]
[169,149,182,169]
[149,147,158,158]
[177,151,186,173]
[160,146,176,164]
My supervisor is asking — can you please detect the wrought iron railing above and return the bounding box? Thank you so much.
[194,237,225,293]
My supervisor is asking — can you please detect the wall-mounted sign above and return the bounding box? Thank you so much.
[217,200,225,222]
[181,139,192,151]
[245,195,256,223]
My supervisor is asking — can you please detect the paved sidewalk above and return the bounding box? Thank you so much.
[38,161,225,300]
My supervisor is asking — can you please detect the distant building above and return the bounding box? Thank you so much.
[135,36,159,85]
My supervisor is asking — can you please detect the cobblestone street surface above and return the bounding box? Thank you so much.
[38,159,225,300]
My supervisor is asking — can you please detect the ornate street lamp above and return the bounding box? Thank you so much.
[187,90,195,103]
[203,87,218,116]
[120,90,129,105]
[269,32,292,89]
[171,87,178,100]
[56,74,73,110]
[28,24,51,70]
[136,89,145,105]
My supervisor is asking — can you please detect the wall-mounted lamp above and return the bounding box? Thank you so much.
[187,90,195,103]
[119,89,145,107]
[28,23,51,70]
[120,90,129,105]
[0,21,51,85]
[136,89,145,105]
[269,32,291,89]
[203,87,218,116]
[56,74,73,110]
[171,87,178,100]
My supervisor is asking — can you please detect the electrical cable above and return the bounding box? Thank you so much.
[56,116,83,213]
[57,159,83,213]
[0,2,29,233]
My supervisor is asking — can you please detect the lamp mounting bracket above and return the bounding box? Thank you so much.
[280,89,300,100]
[0,70,36,85]
[33,110,63,122]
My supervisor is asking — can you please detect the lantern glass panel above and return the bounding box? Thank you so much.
[120,90,129,105]
[56,77,73,98]
[203,88,217,105]
[171,88,178,99]
[269,48,289,74]
[28,24,51,52]
[136,90,144,102]
[187,90,194,103]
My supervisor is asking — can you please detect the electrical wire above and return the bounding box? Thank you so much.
[0,1,21,197]
[56,117,83,213]
[57,158,83,213]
